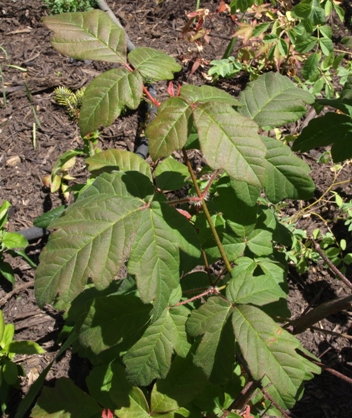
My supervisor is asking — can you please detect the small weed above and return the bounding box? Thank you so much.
[0,310,44,415]
[0,201,36,287]
[44,0,97,14]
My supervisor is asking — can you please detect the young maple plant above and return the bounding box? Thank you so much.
[31,9,320,418]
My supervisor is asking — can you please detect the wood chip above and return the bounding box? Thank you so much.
[6,155,21,166]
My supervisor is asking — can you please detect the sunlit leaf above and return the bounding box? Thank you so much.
[147,98,193,159]
[42,10,127,63]
[239,72,314,128]
[86,149,152,180]
[5,341,45,355]
[35,172,153,309]
[226,264,286,306]
[180,85,242,106]
[79,68,143,136]
[2,232,28,249]
[128,47,181,80]
[262,136,315,203]
[194,103,266,188]
[232,304,320,409]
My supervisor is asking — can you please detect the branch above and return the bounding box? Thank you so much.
[95,0,136,52]
[0,280,34,307]
[291,294,352,334]
[311,237,352,291]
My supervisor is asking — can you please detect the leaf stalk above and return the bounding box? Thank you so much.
[182,148,232,273]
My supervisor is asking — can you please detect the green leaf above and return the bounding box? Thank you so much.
[309,0,326,25]
[15,332,78,418]
[79,68,143,136]
[34,206,66,229]
[333,2,345,22]
[319,25,332,39]
[86,364,115,411]
[193,103,266,188]
[147,97,193,160]
[1,324,14,349]
[202,231,246,263]
[155,157,190,191]
[187,297,234,384]
[312,77,325,95]
[319,37,334,56]
[252,22,271,37]
[226,264,287,306]
[294,36,318,54]
[0,311,4,344]
[0,200,11,228]
[168,306,192,357]
[214,185,257,237]
[4,341,45,355]
[42,10,127,63]
[208,58,241,78]
[0,261,15,286]
[128,202,200,319]
[124,309,180,386]
[262,136,315,203]
[78,295,152,354]
[246,229,273,256]
[109,362,149,417]
[302,51,320,81]
[86,149,152,181]
[315,97,352,118]
[35,172,153,308]
[128,47,181,80]
[342,36,352,48]
[114,387,150,418]
[230,0,256,13]
[232,304,320,409]
[30,378,102,418]
[2,358,18,385]
[278,38,289,57]
[180,85,242,106]
[255,258,287,287]
[229,179,260,206]
[292,112,352,162]
[2,232,28,249]
[51,150,82,178]
[292,0,325,25]
[239,72,314,128]
[151,352,208,413]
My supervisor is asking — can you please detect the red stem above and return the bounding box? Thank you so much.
[173,287,219,306]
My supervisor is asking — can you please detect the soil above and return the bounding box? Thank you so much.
[0,0,352,417]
